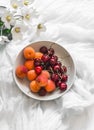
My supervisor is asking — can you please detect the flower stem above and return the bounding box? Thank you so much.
[0,27,3,36]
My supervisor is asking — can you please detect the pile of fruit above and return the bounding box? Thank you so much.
[15,45,68,96]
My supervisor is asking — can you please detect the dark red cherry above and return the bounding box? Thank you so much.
[39,46,48,54]
[59,82,67,91]
[35,66,42,75]
[53,65,61,72]
[62,65,67,73]
[38,87,47,96]
[51,55,58,61]
[51,73,59,82]
[56,61,62,67]
[56,80,62,87]
[61,75,68,82]
[50,58,57,66]
[41,54,50,62]
[34,58,42,67]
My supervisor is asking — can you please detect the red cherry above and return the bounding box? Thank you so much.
[56,61,62,67]
[59,82,67,91]
[50,58,57,66]
[51,73,59,82]
[34,58,42,67]
[38,87,47,96]
[61,75,68,82]
[53,65,61,72]
[35,66,42,75]
[51,55,58,61]
[62,66,67,73]
[56,80,62,87]
[41,54,50,62]
[40,46,48,54]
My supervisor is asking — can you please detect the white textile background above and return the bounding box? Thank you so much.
[0,0,94,130]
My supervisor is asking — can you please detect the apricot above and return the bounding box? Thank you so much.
[24,60,34,70]
[27,70,37,81]
[36,75,48,87]
[41,70,50,78]
[35,52,43,59]
[23,46,35,59]
[16,65,28,79]
[45,79,56,92]
[30,80,41,93]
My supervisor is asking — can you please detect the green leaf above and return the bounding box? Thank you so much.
[0,20,4,27]
[3,28,11,36]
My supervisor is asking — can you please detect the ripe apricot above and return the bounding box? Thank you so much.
[45,79,56,92]
[27,70,37,81]
[41,70,50,78]
[35,52,43,59]
[23,46,35,59]
[24,60,34,70]
[16,65,28,79]
[36,75,48,87]
[30,80,41,93]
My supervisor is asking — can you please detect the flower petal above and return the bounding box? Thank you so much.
[10,0,23,9]
[0,36,9,45]
[23,0,34,6]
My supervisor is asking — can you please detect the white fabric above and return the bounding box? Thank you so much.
[0,0,94,130]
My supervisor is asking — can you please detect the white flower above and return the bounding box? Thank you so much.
[32,17,46,34]
[10,0,22,9]
[23,0,34,6]
[37,23,46,32]
[21,6,38,25]
[10,0,34,9]
[0,36,9,45]
[1,10,15,29]
[11,20,28,40]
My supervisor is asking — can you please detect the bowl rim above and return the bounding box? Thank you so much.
[13,40,76,101]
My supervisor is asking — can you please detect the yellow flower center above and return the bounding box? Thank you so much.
[15,27,20,33]
[12,3,18,9]
[37,24,43,29]
[25,14,30,20]
[24,0,29,6]
[6,16,11,22]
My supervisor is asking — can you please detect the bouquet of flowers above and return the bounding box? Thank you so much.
[0,0,46,45]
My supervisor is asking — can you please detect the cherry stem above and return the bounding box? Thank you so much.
[48,66,54,74]
[58,73,62,80]
[50,43,55,48]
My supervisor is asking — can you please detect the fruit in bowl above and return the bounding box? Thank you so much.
[13,41,75,100]
[15,45,68,96]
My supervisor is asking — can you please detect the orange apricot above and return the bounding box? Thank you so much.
[23,46,35,59]
[36,75,48,87]
[41,70,50,78]
[16,65,28,79]
[45,79,56,92]
[27,70,37,81]
[24,60,34,70]
[35,52,43,59]
[30,80,41,93]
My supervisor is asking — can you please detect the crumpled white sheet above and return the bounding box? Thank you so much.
[0,0,94,130]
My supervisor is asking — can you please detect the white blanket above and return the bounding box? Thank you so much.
[0,0,94,130]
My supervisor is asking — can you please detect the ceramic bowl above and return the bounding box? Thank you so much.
[13,41,76,100]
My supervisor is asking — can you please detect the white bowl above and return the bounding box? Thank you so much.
[13,41,76,101]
